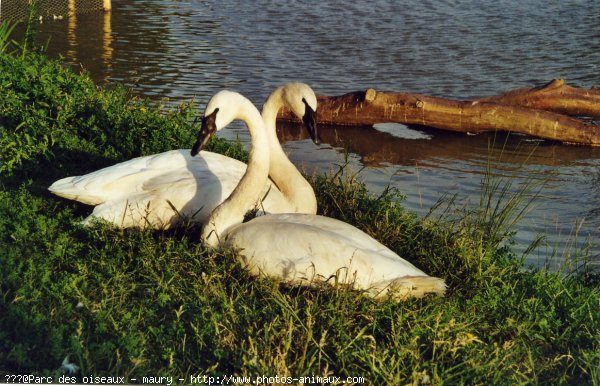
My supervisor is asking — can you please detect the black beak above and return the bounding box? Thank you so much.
[191,108,219,156]
[302,98,320,145]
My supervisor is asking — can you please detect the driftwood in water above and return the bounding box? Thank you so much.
[477,79,600,118]
[278,79,600,146]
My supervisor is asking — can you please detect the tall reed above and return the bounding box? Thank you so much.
[0,20,17,53]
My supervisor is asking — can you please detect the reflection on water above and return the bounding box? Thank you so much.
[18,0,599,267]
[281,123,600,268]
[64,11,113,70]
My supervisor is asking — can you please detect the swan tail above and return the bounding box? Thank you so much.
[369,276,447,300]
[48,177,104,205]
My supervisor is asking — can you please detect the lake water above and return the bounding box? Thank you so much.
[13,0,599,268]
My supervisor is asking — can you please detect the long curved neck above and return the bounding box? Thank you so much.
[262,87,317,213]
[203,101,270,247]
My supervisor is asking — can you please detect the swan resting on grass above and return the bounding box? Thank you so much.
[48,83,320,229]
[196,90,446,300]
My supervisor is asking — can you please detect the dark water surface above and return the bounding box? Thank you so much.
[20,0,600,268]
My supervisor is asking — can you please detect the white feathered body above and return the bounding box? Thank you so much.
[224,213,446,299]
[49,150,290,229]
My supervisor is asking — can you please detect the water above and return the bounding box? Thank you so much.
[14,0,600,268]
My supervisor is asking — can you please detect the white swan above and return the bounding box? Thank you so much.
[48,83,320,229]
[199,91,447,301]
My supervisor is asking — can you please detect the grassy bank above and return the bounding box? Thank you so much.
[1,46,599,384]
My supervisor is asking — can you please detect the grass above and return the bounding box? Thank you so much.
[0,20,18,54]
[1,43,599,384]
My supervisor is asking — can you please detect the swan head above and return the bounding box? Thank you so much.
[191,90,252,156]
[281,83,321,145]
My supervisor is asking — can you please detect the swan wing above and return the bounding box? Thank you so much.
[243,214,404,260]
[136,152,291,221]
[82,180,220,228]
[225,213,427,288]
[63,150,288,228]
[77,152,247,228]
[49,150,194,204]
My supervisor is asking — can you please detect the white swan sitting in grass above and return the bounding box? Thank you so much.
[48,83,320,229]
[198,90,446,300]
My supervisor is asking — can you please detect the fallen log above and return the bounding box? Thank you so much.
[278,81,600,146]
[476,79,600,118]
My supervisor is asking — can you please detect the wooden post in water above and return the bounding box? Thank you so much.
[68,0,76,15]
[67,0,77,63]
[102,8,113,64]
[104,0,112,12]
